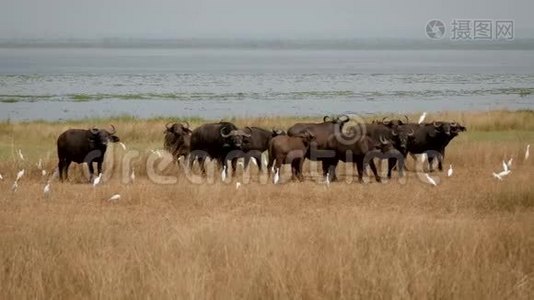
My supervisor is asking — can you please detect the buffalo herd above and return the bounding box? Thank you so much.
[57,115,466,183]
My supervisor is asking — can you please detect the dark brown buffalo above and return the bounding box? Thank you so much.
[287,114,350,180]
[57,125,120,182]
[188,122,251,176]
[163,121,192,162]
[229,127,286,172]
[267,131,315,181]
[325,129,404,183]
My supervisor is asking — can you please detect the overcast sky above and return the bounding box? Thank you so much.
[1,0,533,39]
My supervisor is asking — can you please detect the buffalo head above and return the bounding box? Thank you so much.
[220,126,251,149]
[391,126,415,153]
[164,121,192,155]
[89,124,119,147]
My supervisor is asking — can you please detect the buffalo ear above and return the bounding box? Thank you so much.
[110,135,120,143]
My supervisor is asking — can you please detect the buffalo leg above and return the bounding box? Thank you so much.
[355,158,364,183]
[96,159,104,177]
[322,159,338,182]
[231,157,238,174]
[368,160,381,182]
[290,158,299,181]
[58,159,71,182]
[387,157,396,179]
[87,161,95,180]
[254,152,263,172]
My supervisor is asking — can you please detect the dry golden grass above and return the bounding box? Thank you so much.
[0,110,533,299]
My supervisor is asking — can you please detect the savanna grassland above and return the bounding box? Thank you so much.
[0,110,533,299]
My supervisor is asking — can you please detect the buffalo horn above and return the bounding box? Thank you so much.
[220,127,232,138]
[108,124,116,134]
[323,115,331,122]
[339,114,349,122]
[408,128,415,136]
[379,135,388,144]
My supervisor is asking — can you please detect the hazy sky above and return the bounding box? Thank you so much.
[1,0,533,39]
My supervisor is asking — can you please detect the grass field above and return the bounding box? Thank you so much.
[0,110,533,299]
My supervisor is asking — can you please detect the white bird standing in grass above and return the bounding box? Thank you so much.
[0,173,3,180]
[221,165,227,182]
[108,194,121,202]
[17,149,24,160]
[418,112,427,124]
[43,182,51,196]
[506,158,513,170]
[11,181,18,192]
[424,173,437,186]
[130,168,135,183]
[16,169,25,182]
[235,182,241,190]
[37,158,43,170]
[273,168,280,184]
[119,142,127,150]
[447,164,453,177]
[525,144,530,160]
[502,160,509,172]
[325,172,331,187]
[93,173,102,187]
[42,170,47,177]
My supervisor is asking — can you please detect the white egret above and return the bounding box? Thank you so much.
[37,158,43,170]
[43,182,51,195]
[447,164,453,177]
[273,168,280,184]
[525,145,530,160]
[424,173,437,186]
[130,168,135,183]
[93,173,102,187]
[16,169,25,182]
[418,112,427,124]
[17,149,24,160]
[325,172,330,187]
[235,182,241,190]
[502,160,509,172]
[0,173,3,180]
[108,194,121,202]
[42,170,47,177]
[506,158,513,170]
[221,165,227,182]
[492,170,511,181]
[11,181,18,192]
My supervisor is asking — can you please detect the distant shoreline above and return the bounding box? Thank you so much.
[1,38,533,50]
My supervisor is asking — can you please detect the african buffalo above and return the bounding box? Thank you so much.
[364,121,414,178]
[188,122,251,176]
[287,114,350,180]
[229,127,286,172]
[325,129,404,183]
[163,121,192,162]
[57,125,120,182]
[267,130,315,182]
[406,121,466,171]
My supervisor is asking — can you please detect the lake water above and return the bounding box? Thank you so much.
[1,47,533,121]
